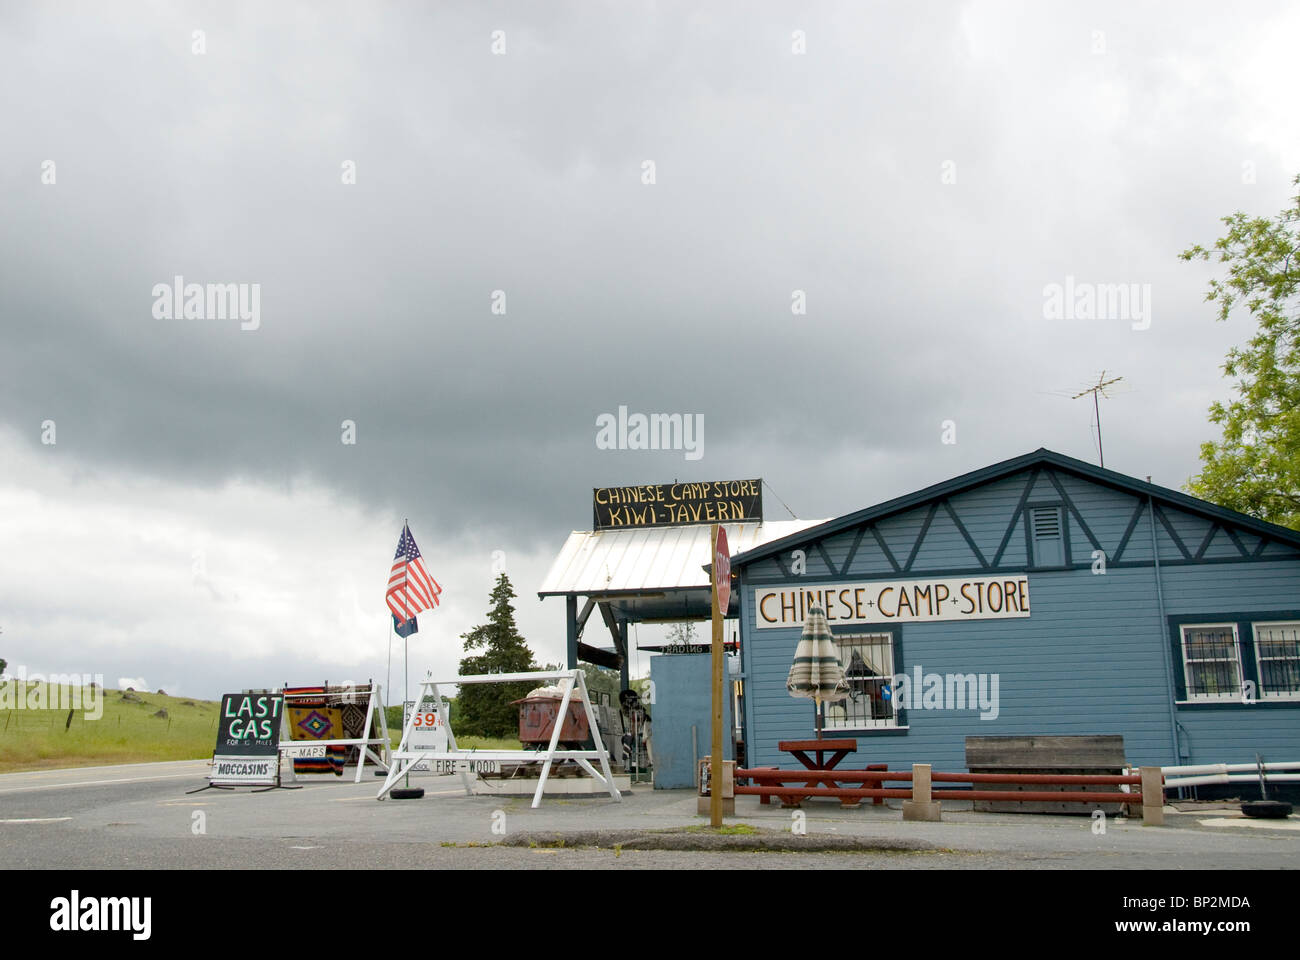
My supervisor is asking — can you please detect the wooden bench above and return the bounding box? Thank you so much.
[965,735,1128,815]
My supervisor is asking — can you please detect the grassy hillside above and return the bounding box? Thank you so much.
[0,682,219,773]
[0,681,521,773]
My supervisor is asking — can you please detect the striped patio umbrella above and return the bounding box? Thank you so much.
[786,605,849,739]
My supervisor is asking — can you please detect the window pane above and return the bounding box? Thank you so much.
[1187,661,1240,697]
[826,635,896,729]
[1260,659,1300,696]
[1256,623,1300,697]
[1184,628,1236,661]
[1182,624,1241,698]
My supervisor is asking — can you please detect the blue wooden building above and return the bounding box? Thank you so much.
[729,449,1300,773]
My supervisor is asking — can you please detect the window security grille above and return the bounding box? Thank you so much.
[1253,622,1300,700]
[824,634,899,730]
[1180,624,1243,700]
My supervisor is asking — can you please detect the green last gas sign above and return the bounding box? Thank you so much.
[214,693,283,757]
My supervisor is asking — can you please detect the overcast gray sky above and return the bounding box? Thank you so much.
[2,1,1298,700]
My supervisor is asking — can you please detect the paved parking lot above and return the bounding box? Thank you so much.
[2,760,1297,869]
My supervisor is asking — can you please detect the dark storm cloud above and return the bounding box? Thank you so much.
[2,0,1296,547]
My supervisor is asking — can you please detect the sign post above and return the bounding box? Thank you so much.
[710,524,730,827]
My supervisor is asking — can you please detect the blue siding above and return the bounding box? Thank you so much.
[737,468,1300,774]
[650,653,733,789]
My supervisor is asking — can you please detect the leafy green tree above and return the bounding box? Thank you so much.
[1181,174,1300,529]
[456,574,538,738]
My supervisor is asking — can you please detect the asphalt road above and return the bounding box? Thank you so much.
[2,760,1297,869]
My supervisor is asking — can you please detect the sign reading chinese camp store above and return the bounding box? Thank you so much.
[593,479,762,530]
[754,575,1031,628]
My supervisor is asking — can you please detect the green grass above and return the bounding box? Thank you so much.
[384,731,521,750]
[0,682,220,773]
[0,683,523,774]
[454,735,523,750]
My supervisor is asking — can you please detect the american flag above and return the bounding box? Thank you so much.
[386,523,441,624]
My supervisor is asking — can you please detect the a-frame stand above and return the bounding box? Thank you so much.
[377,669,621,808]
[279,682,392,784]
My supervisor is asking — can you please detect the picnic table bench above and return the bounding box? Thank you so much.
[750,739,886,808]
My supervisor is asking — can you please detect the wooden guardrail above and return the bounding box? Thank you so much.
[733,764,1166,824]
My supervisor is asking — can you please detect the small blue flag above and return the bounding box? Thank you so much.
[394,614,418,638]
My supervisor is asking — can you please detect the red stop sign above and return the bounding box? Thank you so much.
[714,526,731,614]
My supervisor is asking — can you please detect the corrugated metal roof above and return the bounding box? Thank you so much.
[539,520,825,596]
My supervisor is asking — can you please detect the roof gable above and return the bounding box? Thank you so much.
[730,448,1300,571]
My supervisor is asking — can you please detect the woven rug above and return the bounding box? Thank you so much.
[288,706,346,775]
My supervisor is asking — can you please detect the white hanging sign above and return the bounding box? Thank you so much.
[754,575,1031,629]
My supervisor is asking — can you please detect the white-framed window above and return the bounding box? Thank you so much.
[824,633,900,730]
[1180,623,1243,700]
[1252,621,1300,700]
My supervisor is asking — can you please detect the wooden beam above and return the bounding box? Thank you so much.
[565,595,578,669]
[576,642,622,671]
[575,597,596,640]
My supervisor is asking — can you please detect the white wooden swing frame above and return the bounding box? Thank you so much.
[377,668,621,808]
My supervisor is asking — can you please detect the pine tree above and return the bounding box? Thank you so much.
[456,574,539,738]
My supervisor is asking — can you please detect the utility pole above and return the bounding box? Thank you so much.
[1072,372,1123,468]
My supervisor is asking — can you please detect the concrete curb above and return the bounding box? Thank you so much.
[498,828,942,853]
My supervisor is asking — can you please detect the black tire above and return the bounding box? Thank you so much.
[390,787,425,800]
[1240,800,1292,819]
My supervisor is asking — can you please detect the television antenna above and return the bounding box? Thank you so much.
[1072,372,1123,468]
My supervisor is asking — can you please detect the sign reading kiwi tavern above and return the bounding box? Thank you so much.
[754,575,1031,628]
[593,479,763,530]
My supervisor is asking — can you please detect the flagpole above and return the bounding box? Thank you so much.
[386,618,393,713]
[403,517,409,713]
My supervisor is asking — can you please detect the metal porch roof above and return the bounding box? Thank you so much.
[539,519,824,601]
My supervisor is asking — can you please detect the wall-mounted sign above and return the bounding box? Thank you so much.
[211,692,283,785]
[754,575,1031,629]
[593,480,762,530]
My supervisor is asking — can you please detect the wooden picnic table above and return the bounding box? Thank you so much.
[768,739,885,808]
